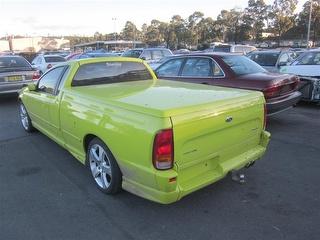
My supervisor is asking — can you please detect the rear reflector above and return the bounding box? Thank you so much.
[153,129,174,170]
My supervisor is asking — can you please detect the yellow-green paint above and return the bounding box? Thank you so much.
[19,57,270,204]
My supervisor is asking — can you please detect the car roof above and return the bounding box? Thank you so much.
[251,50,282,54]
[164,52,240,58]
[41,54,65,58]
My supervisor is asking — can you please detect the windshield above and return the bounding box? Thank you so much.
[294,51,320,65]
[72,61,153,86]
[0,56,32,71]
[247,52,280,66]
[222,55,267,76]
[44,56,66,63]
[121,50,143,58]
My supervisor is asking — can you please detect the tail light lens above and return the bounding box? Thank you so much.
[32,71,40,80]
[263,104,267,129]
[263,85,281,98]
[153,129,174,170]
[47,64,52,69]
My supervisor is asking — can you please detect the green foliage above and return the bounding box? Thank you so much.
[297,0,320,43]
[244,0,269,42]
[67,0,319,49]
[269,0,298,43]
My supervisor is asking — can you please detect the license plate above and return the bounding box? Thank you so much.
[7,75,23,81]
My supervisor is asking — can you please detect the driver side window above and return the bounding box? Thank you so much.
[38,67,65,95]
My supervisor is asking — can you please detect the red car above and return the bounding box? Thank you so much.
[155,53,301,116]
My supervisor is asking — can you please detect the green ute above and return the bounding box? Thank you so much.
[19,57,270,204]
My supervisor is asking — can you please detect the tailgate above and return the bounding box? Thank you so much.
[171,94,267,194]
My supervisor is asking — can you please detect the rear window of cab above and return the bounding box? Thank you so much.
[72,61,153,86]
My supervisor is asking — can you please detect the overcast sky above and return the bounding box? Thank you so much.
[0,0,306,37]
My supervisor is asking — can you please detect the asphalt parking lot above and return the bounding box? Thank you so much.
[0,94,319,240]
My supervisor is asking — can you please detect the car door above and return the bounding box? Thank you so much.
[179,57,227,86]
[24,66,68,143]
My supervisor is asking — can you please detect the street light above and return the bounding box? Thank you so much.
[112,17,117,41]
[307,0,313,48]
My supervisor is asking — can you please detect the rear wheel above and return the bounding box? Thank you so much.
[87,138,122,194]
[19,102,35,132]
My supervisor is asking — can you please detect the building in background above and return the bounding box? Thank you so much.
[0,37,70,53]
[0,40,10,52]
[73,40,145,52]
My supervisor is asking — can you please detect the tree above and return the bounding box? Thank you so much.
[121,21,141,41]
[217,8,250,43]
[170,15,189,49]
[187,11,204,46]
[197,17,219,46]
[297,0,320,44]
[270,0,298,44]
[94,31,104,41]
[245,0,270,42]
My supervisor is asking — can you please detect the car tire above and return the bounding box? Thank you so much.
[87,138,122,194]
[19,102,35,132]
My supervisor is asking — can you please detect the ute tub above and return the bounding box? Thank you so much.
[122,130,270,204]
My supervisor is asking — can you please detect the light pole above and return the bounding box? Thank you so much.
[112,18,117,41]
[307,0,313,48]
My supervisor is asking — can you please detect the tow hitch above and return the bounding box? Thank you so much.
[231,170,246,184]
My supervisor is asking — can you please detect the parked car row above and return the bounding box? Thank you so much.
[5,45,318,204]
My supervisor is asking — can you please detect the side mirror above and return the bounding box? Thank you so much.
[31,62,35,65]
[140,56,146,60]
[27,83,37,91]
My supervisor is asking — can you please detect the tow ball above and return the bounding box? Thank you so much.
[231,170,246,184]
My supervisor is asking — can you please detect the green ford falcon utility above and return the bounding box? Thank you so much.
[19,57,270,204]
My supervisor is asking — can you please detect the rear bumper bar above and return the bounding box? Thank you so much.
[266,91,302,116]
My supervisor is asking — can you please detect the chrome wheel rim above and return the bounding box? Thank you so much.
[89,144,112,189]
[20,104,29,130]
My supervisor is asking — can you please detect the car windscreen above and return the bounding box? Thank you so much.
[213,45,231,52]
[0,56,32,72]
[121,50,143,58]
[222,55,267,76]
[44,56,66,63]
[247,52,280,66]
[294,51,320,65]
[72,61,153,86]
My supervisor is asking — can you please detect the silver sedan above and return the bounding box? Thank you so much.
[0,55,40,94]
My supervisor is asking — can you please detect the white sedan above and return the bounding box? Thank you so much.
[31,54,66,75]
[280,50,320,102]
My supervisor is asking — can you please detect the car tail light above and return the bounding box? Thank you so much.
[263,85,281,98]
[263,104,267,130]
[47,64,52,69]
[32,71,40,80]
[153,129,174,170]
